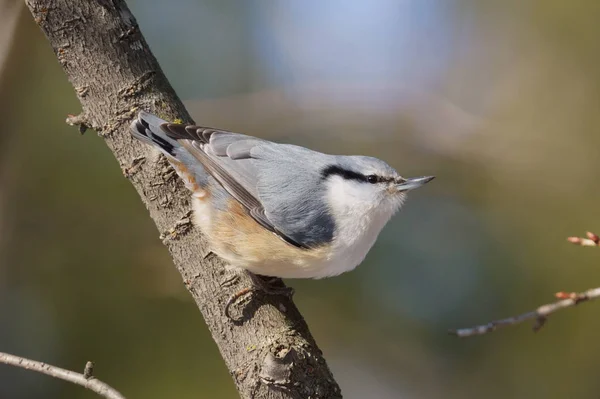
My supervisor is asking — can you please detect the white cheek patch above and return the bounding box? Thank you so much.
[326,176,377,213]
[321,175,405,277]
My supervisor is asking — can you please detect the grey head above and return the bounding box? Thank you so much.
[258,150,434,249]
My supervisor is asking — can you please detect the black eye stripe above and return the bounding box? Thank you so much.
[321,165,394,184]
[321,165,365,182]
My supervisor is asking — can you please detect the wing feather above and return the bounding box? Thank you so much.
[160,123,312,249]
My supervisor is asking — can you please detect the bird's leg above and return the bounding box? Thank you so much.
[250,274,295,298]
[225,273,294,320]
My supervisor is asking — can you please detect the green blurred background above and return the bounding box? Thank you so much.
[1,1,600,398]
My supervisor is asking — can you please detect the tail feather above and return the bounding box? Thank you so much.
[130,111,211,191]
[130,111,178,156]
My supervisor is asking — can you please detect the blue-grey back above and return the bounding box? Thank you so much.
[251,144,336,247]
[206,135,336,247]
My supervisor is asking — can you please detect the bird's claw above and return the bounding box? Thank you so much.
[224,274,293,321]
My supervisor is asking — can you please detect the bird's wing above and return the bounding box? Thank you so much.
[160,123,334,249]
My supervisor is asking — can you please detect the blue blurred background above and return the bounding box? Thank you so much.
[1,0,600,398]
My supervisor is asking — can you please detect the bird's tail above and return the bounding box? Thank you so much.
[130,111,179,157]
[130,111,211,191]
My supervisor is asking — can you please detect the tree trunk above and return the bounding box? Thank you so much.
[23,1,342,398]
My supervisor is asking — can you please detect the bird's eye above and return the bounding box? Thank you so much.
[366,175,378,184]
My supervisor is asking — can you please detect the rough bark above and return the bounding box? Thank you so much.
[23,1,342,398]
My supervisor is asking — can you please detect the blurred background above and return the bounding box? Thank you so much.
[1,0,600,398]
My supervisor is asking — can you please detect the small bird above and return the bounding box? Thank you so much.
[130,111,433,280]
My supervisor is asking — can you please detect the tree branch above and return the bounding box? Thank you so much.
[23,1,341,398]
[449,287,600,337]
[0,352,125,399]
[450,231,599,338]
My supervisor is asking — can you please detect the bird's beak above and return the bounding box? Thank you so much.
[395,176,435,192]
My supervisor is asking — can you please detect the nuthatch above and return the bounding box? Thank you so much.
[130,111,433,280]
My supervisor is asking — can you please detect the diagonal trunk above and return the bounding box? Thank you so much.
[22,1,342,398]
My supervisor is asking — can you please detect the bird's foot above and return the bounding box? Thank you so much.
[250,274,295,298]
[225,273,293,321]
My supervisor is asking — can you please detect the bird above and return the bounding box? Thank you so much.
[130,111,434,280]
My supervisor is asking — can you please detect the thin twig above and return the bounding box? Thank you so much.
[0,352,125,399]
[450,287,600,337]
[451,231,599,337]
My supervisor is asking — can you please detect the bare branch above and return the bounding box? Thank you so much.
[450,287,600,337]
[450,231,599,337]
[0,352,125,399]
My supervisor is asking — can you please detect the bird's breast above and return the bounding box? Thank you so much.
[190,188,391,279]
[192,195,331,278]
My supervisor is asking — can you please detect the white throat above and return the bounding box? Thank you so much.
[320,176,405,277]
